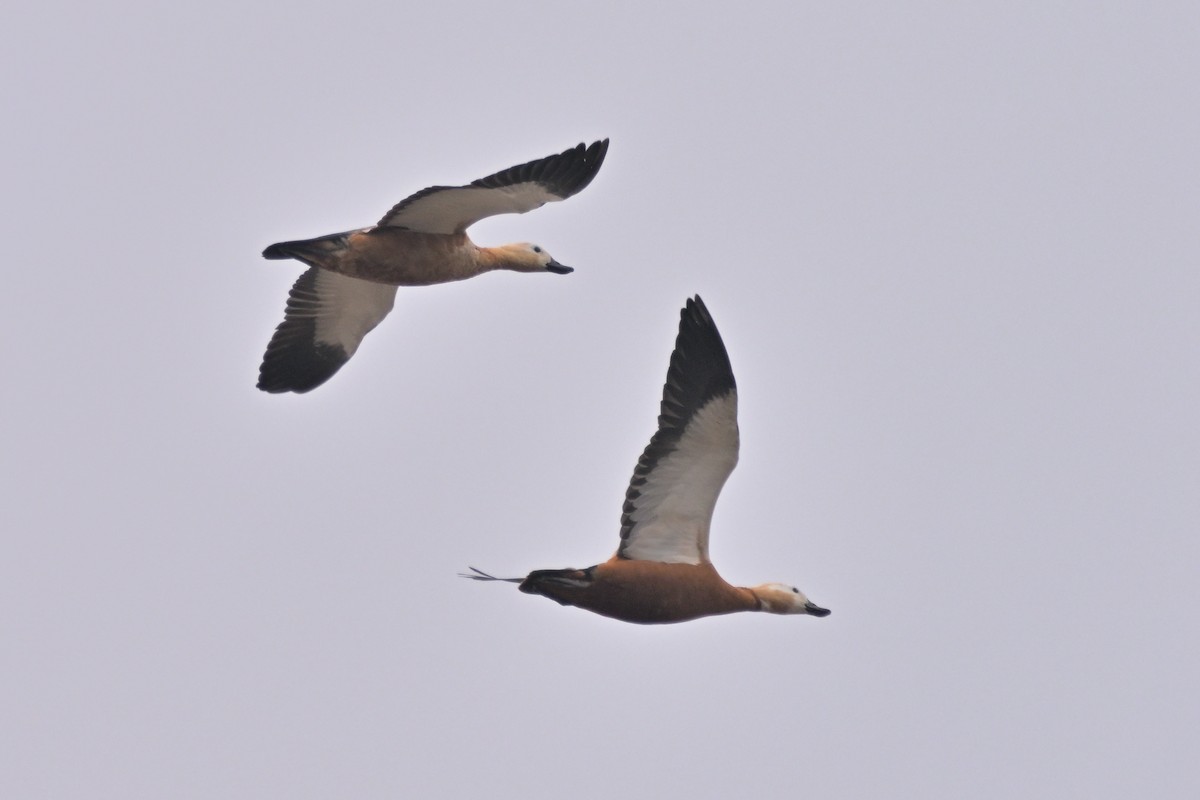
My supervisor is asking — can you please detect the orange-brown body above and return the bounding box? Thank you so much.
[267,227,557,287]
[522,559,760,624]
[317,230,483,285]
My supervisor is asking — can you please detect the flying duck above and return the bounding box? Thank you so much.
[257,139,609,393]
[464,296,831,625]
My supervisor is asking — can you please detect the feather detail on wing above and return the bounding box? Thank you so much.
[618,296,739,565]
[376,140,608,234]
[257,268,397,394]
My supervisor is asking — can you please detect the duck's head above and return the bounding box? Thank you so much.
[496,243,573,274]
[751,583,830,617]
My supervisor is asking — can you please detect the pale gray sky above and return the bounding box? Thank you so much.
[3,2,1198,798]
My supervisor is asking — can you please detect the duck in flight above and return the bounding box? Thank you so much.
[464,296,830,625]
[257,139,609,393]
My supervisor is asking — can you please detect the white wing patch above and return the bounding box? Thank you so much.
[258,268,399,393]
[379,183,561,234]
[620,393,740,565]
[310,270,398,355]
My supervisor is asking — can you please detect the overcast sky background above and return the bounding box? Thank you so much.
[3,2,1198,798]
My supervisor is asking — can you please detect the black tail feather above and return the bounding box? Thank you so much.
[261,230,355,264]
[518,566,595,593]
[459,566,522,583]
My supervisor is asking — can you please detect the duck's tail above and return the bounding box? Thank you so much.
[262,230,355,267]
[516,566,596,594]
[458,566,522,583]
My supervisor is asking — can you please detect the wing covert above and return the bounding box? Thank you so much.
[377,140,608,234]
[258,268,397,393]
[618,296,739,564]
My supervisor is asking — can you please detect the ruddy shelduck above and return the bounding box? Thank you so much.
[257,140,609,393]
[464,296,831,625]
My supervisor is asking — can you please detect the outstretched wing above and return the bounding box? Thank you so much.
[257,268,397,394]
[377,140,609,234]
[617,296,739,565]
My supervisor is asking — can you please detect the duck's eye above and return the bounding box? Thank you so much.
[532,246,542,253]
[792,588,800,593]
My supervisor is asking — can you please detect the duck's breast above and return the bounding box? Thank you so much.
[578,561,754,624]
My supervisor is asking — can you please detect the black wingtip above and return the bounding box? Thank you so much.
[684,294,711,325]
[672,294,736,404]
[256,341,348,394]
[562,138,609,197]
[470,138,610,199]
[256,268,351,394]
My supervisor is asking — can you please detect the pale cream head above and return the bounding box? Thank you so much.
[751,583,831,617]
[493,242,573,274]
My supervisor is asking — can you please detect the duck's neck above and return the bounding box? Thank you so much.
[739,585,768,612]
[477,244,539,273]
